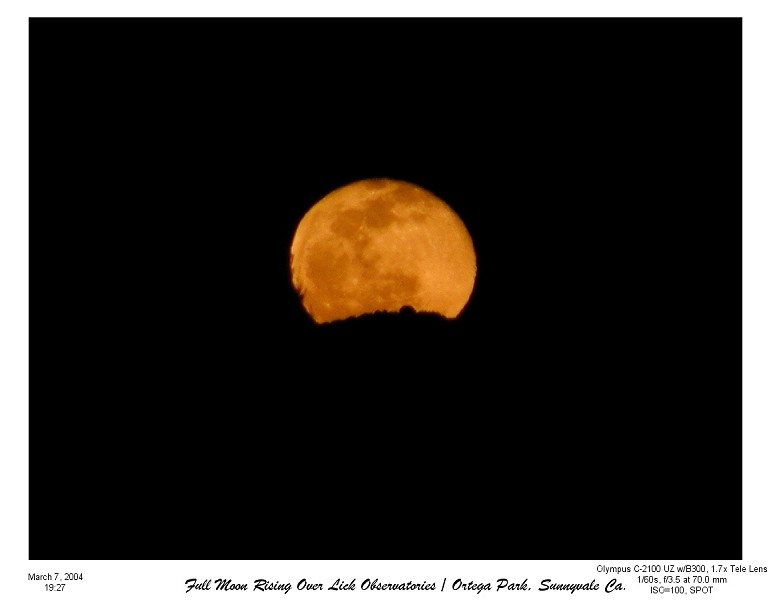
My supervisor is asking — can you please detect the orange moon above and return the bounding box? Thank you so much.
[290,179,476,324]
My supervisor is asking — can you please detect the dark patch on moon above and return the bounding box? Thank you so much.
[361,179,389,190]
[328,184,432,240]
[373,270,420,300]
[363,195,399,229]
[386,185,427,206]
[329,208,364,238]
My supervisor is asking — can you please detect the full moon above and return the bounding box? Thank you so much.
[290,179,476,324]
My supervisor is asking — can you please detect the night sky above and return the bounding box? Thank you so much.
[34,18,740,559]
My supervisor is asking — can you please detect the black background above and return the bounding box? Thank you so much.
[33,18,740,559]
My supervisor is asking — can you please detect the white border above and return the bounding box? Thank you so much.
[2,1,770,598]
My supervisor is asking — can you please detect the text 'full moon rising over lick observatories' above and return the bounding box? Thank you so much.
[290,179,477,324]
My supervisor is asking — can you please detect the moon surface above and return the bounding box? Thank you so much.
[290,179,476,324]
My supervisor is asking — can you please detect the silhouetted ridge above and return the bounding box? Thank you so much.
[320,309,449,332]
[300,309,464,385]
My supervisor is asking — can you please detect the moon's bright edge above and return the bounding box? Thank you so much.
[290,179,477,324]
